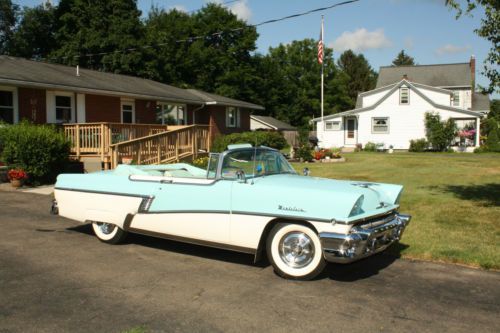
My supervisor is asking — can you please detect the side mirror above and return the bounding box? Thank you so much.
[236,170,247,183]
[303,168,310,176]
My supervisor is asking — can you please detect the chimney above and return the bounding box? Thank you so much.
[470,55,475,92]
[76,65,80,77]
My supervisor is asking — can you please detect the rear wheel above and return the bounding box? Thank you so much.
[266,223,326,280]
[91,222,127,244]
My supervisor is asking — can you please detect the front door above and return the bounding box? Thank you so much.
[344,117,357,145]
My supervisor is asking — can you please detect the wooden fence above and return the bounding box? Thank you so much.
[110,125,210,168]
[63,123,170,161]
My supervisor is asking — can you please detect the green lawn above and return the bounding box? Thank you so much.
[292,152,500,269]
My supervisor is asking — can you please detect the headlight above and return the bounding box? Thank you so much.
[349,195,365,217]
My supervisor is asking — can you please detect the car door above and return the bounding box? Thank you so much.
[151,180,232,243]
[130,160,232,244]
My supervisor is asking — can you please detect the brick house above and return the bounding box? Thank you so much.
[0,56,264,141]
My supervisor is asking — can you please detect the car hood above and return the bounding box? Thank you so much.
[233,174,402,223]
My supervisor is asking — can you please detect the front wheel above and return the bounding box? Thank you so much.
[266,223,326,280]
[91,222,128,244]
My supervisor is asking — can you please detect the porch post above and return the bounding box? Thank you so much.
[475,117,481,147]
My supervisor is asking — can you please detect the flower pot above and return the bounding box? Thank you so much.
[388,149,394,154]
[10,179,22,188]
[121,157,133,165]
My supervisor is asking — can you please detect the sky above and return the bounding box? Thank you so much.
[16,0,498,98]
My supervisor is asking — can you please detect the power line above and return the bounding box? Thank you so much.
[47,0,361,62]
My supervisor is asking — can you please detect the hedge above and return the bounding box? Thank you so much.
[0,121,71,184]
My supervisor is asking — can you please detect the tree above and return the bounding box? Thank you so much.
[392,50,415,66]
[445,0,499,93]
[0,0,19,54]
[424,112,457,151]
[337,50,377,108]
[257,39,350,127]
[141,4,259,102]
[9,3,56,59]
[50,0,145,74]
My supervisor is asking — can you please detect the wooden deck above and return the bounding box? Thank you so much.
[63,123,210,169]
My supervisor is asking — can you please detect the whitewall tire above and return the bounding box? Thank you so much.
[266,223,326,280]
[91,222,128,244]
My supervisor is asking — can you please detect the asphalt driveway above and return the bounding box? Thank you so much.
[0,191,499,333]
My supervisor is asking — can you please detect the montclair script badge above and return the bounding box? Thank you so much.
[278,205,305,213]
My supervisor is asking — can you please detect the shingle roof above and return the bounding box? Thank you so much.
[311,79,482,122]
[250,115,296,130]
[186,89,264,110]
[376,63,472,88]
[471,92,490,111]
[0,56,264,110]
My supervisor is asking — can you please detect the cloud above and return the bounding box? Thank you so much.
[169,5,187,12]
[329,28,392,52]
[228,0,252,21]
[206,0,252,21]
[435,44,471,56]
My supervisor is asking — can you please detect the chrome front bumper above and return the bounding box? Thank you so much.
[319,213,411,264]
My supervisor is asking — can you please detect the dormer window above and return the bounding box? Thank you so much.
[400,87,409,104]
[452,91,460,107]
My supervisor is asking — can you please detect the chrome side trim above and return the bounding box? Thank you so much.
[319,213,411,263]
[54,187,150,198]
[127,227,256,255]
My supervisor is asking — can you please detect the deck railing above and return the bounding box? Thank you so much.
[63,123,170,160]
[110,125,210,168]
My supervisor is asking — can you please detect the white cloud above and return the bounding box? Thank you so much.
[205,0,252,21]
[228,0,252,21]
[329,28,392,52]
[435,44,471,56]
[169,5,187,12]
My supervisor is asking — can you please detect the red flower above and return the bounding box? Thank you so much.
[8,169,28,181]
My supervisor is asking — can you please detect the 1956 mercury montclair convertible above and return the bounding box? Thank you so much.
[53,144,411,280]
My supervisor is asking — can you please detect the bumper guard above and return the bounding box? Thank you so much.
[319,213,411,263]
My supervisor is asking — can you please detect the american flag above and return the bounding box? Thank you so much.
[318,24,324,65]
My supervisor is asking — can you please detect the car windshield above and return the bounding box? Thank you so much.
[221,149,296,179]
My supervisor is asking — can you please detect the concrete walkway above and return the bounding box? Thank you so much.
[0,182,54,195]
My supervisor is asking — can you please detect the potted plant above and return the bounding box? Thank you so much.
[121,156,134,165]
[8,168,28,188]
[388,145,394,154]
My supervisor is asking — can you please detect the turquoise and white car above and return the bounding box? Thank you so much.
[53,144,411,280]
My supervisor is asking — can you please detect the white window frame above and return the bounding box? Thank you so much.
[157,103,186,125]
[372,117,390,134]
[0,86,18,124]
[47,91,75,124]
[324,120,341,131]
[400,87,409,105]
[226,107,240,128]
[121,99,135,124]
[452,91,460,107]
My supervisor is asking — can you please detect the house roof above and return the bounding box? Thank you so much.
[471,92,490,112]
[186,89,264,110]
[0,56,264,109]
[311,79,482,122]
[250,115,296,130]
[376,63,472,88]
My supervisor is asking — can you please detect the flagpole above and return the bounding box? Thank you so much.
[321,15,324,123]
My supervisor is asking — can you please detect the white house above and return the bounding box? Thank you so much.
[312,57,490,151]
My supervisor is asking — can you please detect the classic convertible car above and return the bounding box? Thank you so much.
[53,144,411,280]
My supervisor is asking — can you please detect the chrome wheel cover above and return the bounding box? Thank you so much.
[279,232,315,268]
[96,222,115,235]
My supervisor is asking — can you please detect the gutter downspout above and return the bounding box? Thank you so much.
[191,103,206,124]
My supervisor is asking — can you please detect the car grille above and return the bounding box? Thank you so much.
[354,211,397,230]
